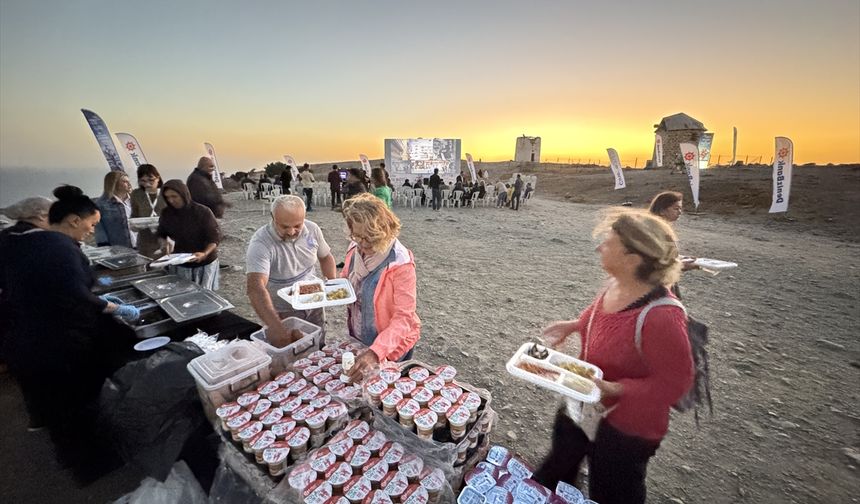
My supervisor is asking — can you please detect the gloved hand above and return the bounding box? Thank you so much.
[97,276,113,286]
[114,304,141,322]
[99,294,123,304]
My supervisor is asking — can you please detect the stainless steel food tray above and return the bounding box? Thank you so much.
[97,254,151,270]
[157,290,234,323]
[133,275,201,300]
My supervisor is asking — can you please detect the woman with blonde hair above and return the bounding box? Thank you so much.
[535,208,694,504]
[93,170,134,247]
[340,193,420,381]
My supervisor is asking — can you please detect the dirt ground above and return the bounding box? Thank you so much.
[215,175,859,503]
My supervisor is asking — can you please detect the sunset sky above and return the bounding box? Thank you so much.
[1,0,858,174]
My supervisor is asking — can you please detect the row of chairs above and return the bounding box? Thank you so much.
[392,186,500,210]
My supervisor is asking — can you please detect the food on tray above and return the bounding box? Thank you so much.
[526,343,549,360]
[557,361,597,379]
[562,374,595,395]
[299,283,323,295]
[515,361,560,380]
[327,288,350,300]
[310,293,324,302]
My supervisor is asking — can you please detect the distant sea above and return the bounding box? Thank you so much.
[0,165,190,208]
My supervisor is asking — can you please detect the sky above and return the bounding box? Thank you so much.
[1,0,858,175]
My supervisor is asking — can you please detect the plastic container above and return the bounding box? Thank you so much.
[278,278,357,310]
[506,342,602,403]
[250,317,322,374]
[693,257,738,270]
[187,341,272,421]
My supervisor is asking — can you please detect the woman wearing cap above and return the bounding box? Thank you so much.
[130,163,168,259]
[340,194,420,381]
[157,179,221,289]
[535,208,694,504]
[93,170,135,248]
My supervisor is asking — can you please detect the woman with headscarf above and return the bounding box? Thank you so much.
[157,179,221,290]
[340,194,420,382]
[130,163,167,259]
[93,170,135,247]
[534,208,693,504]
[3,186,138,466]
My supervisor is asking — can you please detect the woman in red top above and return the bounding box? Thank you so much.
[535,208,694,504]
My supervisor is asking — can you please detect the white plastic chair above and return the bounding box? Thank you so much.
[242,183,255,200]
[260,182,273,199]
[467,192,480,208]
[441,189,451,208]
[409,188,423,210]
[451,190,464,208]
[522,190,533,207]
[482,186,494,207]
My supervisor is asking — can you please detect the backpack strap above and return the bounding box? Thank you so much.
[634,297,687,354]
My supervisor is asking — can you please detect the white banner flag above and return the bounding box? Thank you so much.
[654,134,664,167]
[465,153,477,181]
[359,154,372,176]
[81,109,125,172]
[203,142,224,189]
[606,148,626,190]
[115,132,148,168]
[679,142,701,209]
[283,155,299,181]
[769,137,794,213]
[698,133,714,170]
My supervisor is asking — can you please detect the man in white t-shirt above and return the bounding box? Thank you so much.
[246,195,336,347]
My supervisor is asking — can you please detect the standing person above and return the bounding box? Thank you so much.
[157,180,221,290]
[3,186,138,470]
[246,195,337,347]
[343,168,368,200]
[649,191,699,276]
[187,156,228,218]
[299,163,316,211]
[93,171,135,248]
[370,168,392,208]
[130,163,167,259]
[495,179,508,207]
[0,197,52,373]
[511,174,524,211]
[534,208,693,504]
[340,194,421,381]
[428,168,443,211]
[280,166,293,195]
[328,164,343,210]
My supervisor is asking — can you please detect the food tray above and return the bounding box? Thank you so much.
[128,216,160,230]
[157,289,234,323]
[96,254,152,270]
[693,257,738,270]
[277,278,356,310]
[149,253,196,269]
[133,274,201,299]
[506,342,602,403]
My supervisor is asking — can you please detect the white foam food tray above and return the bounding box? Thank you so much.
[506,342,602,403]
[277,278,356,310]
[693,257,738,270]
[128,216,160,231]
[150,253,196,269]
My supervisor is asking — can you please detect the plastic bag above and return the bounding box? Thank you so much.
[113,461,207,504]
[98,342,207,480]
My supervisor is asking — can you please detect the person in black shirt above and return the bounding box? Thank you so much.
[429,169,443,211]
[328,164,343,209]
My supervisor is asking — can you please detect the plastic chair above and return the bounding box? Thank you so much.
[441,189,451,208]
[467,192,480,208]
[482,187,494,207]
[242,183,255,200]
[451,190,464,208]
[260,182,273,199]
[409,188,423,210]
[522,191,533,207]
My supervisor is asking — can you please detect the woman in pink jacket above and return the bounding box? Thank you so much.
[340,194,421,381]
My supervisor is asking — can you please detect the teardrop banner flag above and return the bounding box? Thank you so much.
[283,155,299,181]
[359,154,372,176]
[698,132,714,170]
[203,142,224,189]
[465,153,477,181]
[731,127,738,166]
[606,148,626,190]
[81,109,125,171]
[769,137,794,213]
[654,134,664,167]
[679,142,701,209]
[115,133,148,168]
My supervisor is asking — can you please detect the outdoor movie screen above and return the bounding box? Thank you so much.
[384,138,462,182]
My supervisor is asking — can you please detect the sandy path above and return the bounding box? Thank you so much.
[217,194,860,503]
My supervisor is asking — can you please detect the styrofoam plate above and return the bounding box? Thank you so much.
[506,342,602,403]
[134,336,171,352]
[277,278,356,309]
[150,253,196,269]
[693,257,738,270]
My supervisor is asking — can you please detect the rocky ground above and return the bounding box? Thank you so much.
[214,189,859,504]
